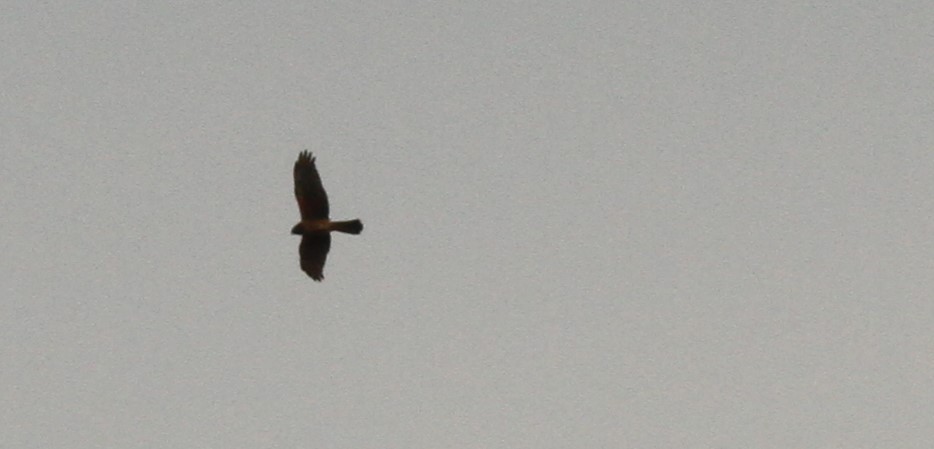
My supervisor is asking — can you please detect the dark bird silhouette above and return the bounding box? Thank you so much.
[291,151,363,281]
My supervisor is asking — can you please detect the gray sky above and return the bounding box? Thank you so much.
[3,2,934,448]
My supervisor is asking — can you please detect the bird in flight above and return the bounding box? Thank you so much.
[291,151,363,281]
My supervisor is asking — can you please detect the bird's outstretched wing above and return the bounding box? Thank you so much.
[294,151,330,219]
[299,233,331,281]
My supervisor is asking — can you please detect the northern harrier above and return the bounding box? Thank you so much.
[291,151,363,281]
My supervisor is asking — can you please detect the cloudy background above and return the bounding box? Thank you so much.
[3,2,934,448]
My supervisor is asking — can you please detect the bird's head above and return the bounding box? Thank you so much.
[290,223,304,235]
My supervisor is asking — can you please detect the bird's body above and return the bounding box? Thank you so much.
[292,151,362,281]
[292,218,363,234]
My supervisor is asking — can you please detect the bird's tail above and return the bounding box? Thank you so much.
[331,219,363,235]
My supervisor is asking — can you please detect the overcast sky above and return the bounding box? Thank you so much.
[3,2,934,448]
